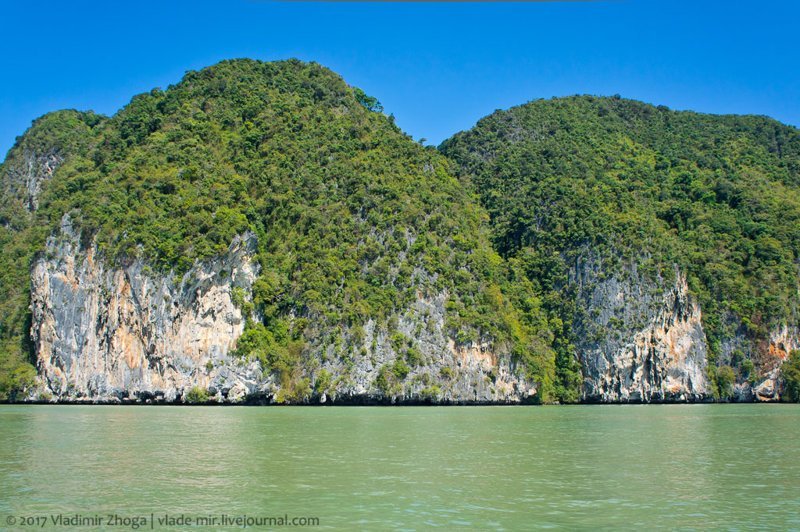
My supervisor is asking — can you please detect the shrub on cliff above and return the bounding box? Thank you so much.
[714,365,736,400]
[782,351,800,402]
[184,386,210,404]
[0,355,37,401]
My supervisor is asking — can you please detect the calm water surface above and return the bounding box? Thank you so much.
[1,404,799,530]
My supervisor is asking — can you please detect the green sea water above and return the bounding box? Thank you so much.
[1,404,799,530]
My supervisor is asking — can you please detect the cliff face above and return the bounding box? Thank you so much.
[30,216,537,404]
[571,259,710,402]
[31,215,261,402]
[731,325,800,402]
[30,216,795,404]
[570,256,798,402]
[311,291,537,405]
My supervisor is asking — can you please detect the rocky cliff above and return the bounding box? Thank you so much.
[731,325,800,402]
[36,215,774,405]
[35,224,796,404]
[31,215,260,402]
[29,215,537,404]
[554,255,794,402]
[308,291,538,405]
[571,259,710,402]
[30,222,797,404]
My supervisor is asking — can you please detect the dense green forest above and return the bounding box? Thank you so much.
[1,61,799,402]
[441,95,800,399]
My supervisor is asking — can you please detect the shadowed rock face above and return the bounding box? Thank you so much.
[3,149,64,211]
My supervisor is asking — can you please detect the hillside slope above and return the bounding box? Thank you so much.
[0,59,554,403]
[441,95,800,402]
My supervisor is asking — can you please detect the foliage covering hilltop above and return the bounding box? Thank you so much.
[441,95,800,399]
[0,59,555,400]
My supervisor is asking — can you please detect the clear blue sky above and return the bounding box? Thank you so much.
[2,0,799,159]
